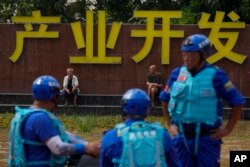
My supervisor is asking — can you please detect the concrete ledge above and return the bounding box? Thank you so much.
[0,94,122,106]
[1,104,249,119]
[0,94,249,119]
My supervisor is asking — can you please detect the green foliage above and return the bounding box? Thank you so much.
[174,0,220,24]
[60,114,122,132]
[95,0,134,23]
[78,116,97,132]
[0,113,168,132]
[176,3,199,24]
[15,0,35,16]
[240,0,250,23]
[0,1,17,23]
[0,0,249,23]
[96,115,122,128]
[0,113,14,128]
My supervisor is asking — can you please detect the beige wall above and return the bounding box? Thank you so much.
[0,24,249,96]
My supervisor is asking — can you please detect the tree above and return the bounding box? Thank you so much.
[0,0,249,23]
[240,0,250,23]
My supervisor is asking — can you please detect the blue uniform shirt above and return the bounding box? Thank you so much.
[100,118,181,167]
[159,64,245,130]
[22,109,59,165]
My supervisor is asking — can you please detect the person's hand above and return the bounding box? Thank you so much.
[154,83,158,87]
[85,142,100,157]
[152,83,158,87]
[72,87,78,93]
[169,124,179,137]
[66,89,71,94]
[210,127,232,140]
[149,83,157,88]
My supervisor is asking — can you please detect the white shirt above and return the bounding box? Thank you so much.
[63,75,79,88]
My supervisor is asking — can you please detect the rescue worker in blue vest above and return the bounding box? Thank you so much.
[159,34,245,167]
[100,88,181,167]
[8,75,99,167]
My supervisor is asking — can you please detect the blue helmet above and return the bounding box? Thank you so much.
[181,34,211,55]
[122,88,150,116]
[32,75,60,101]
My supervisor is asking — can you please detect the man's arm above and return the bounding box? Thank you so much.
[211,67,245,139]
[63,76,70,93]
[156,72,163,88]
[159,68,181,134]
[159,90,179,136]
[72,75,79,92]
[46,136,100,157]
[161,101,171,127]
[146,74,153,86]
[66,131,100,157]
[211,105,243,139]
[161,100,179,136]
[33,114,99,157]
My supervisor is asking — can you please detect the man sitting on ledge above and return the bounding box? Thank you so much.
[63,68,79,106]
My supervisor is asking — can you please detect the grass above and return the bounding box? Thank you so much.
[1,113,250,167]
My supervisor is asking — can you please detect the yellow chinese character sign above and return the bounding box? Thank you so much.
[131,11,184,64]
[8,10,247,65]
[198,11,246,64]
[10,11,60,63]
[70,11,122,64]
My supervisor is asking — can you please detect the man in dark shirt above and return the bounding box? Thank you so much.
[147,64,163,107]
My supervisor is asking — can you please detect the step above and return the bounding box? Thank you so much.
[1,104,250,120]
[0,93,249,107]
[0,104,164,116]
[0,93,249,119]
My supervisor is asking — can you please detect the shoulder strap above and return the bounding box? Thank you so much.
[115,123,126,137]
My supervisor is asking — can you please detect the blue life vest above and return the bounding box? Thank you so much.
[113,121,167,167]
[8,106,69,167]
[168,66,217,125]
